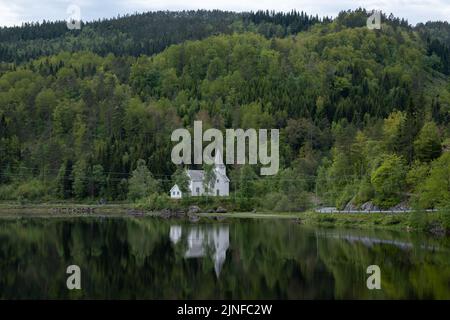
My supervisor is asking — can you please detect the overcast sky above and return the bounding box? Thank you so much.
[0,0,449,27]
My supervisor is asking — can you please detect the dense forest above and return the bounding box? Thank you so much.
[0,10,327,64]
[0,9,449,211]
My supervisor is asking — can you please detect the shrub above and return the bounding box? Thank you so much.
[15,179,48,201]
[235,197,255,212]
[354,178,375,206]
[371,154,407,208]
[262,192,311,212]
[416,153,450,209]
[383,216,401,225]
[135,193,172,210]
[440,209,450,232]
[0,180,50,202]
[317,216,336,223]
[336,183,357,209]
[0,184,17,200]
[127,159,159,201]
[408,210,427,231]
[260,192,280,211]
[273,194,290,212]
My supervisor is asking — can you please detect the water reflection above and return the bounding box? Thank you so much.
[316,229,445,251]
[169,225,182,244]
[170,225,229,277]
[0,217,448,299]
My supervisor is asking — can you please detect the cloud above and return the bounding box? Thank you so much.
[0,2,24,26]
[0,0,449,27]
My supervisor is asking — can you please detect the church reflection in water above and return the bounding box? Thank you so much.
[169,224,229,277]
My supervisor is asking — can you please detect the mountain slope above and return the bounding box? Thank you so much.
[0,10,449,210]
[0,10,323,64]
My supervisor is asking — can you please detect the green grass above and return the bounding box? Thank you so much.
[0,203,448,235]
[202,210,448,234]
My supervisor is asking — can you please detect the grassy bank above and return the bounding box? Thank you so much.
[0,203,130,217]
[200,210,450,234]
[0,203,448,235]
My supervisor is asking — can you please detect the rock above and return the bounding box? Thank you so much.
[188,205,201,214]
[174,210,186,218]
[160,209,172,219]
[344,201,358,211]
[206,208,215,213]
[360,201,380,212]
[388,201,411,211]
[428,222,445,237]
[189,215,200,223]
[216,206,227,213]
[127,209,144,217]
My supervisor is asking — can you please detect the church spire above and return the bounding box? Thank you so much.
[214,149,226,175]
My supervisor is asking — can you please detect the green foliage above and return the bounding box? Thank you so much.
[0,10,449,209]
[322,148,354,206]
[336,183,357,210]
[15,180,48,201]
[416,152,450,209]
[136,193,172,211]
[0,11,323,64]
[371,154,407,208]
[383,111,406,153]
[414,121,442,162]
[202,164,217,195]
[127,160,159,201]
[171,167,190,194]
[354,177,375,206]
[260,166,312,212]
[0,184,17,200]
[438,209,450,232]
[0,180,48,201]
[55,162,67,199]
[88,164,106,198]
[259,191,311,212]
[406,161,430,192]
[238,165,257,199]
[408,210,428,231]
[73,160,87,199]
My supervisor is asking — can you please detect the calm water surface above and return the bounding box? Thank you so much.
[0,217,449,299]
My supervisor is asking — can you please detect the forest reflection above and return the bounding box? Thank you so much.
[0,217,448,299]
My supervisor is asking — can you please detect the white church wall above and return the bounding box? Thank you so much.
[214,174,229,196]
[190,180,204,196]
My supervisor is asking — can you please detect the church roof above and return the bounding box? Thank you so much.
[187,169,229,182]
[216,170,230,182]
[187,170,205,181]
[186,150,228,182]
[214,149,224,165]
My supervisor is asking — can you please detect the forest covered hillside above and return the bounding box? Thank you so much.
[0,9,449,211]
[0,10,326,64]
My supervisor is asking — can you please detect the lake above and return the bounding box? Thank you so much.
[0,217,449,299]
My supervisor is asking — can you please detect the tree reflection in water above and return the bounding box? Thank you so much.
[0,217,448,299]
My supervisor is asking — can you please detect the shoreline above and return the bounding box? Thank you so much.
[0,203,448,235]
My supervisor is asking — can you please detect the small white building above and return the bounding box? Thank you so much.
[170,184,182,199]
[170,150,229,198]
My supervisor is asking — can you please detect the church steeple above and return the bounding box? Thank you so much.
[214,149,226,175]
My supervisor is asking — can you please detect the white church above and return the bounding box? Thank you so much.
[170,150,230,198]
